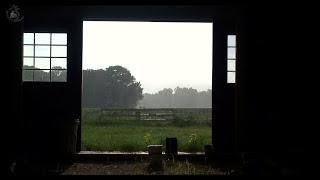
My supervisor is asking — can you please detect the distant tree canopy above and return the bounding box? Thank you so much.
[23,65,67,82]
[137,87,212,108]
[83,66,143,108]
[26,65,211,109]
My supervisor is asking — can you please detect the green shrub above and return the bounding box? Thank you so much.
[144,131,153,145]
[186,133,204,152]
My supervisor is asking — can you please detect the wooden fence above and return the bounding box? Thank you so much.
[97,108,212,121]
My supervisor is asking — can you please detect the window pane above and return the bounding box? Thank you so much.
[228,47,236,59]
[228,60,236,71]
[34,70,50,81]
[35,33,50,44]
[35,46,50,57]
[51,70,67,82]
[228,35,236,47]
[227,71,236,83]
[23,45,34,56]
[51,58,67,69]
[51,46,67,57]
[23,58,34,69]
[24,33,34,44]
[35,58,50,69]
[23,70,33,81]
[52,33,67,45]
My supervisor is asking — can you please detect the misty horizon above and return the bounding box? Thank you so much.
[83,66,212,94]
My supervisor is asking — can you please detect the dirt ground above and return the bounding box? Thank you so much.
[61,161,235,175]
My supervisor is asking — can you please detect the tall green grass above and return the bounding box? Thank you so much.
[81,108,212,152]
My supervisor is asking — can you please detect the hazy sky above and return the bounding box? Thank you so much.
[83,21,213,94]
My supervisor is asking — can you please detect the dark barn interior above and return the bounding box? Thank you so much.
[1,0,313,176]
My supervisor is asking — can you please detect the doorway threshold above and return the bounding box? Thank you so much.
[78,151,204,155]
[73,151,205,162]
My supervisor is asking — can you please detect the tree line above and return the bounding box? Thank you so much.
[137,87,212,108]
[82,66,211,109]
[23,65,67,82]
[24,65,211,108]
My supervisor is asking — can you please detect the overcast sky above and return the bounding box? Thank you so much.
[82,21,213,94]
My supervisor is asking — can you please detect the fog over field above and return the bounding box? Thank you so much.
[82,21,213,108]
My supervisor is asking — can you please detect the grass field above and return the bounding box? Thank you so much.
[81,108,212,152]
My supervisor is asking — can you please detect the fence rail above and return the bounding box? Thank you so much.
[86,108,212,121]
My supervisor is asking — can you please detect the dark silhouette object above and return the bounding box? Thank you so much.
[65,119,80,153]
[165,138,178,155]
[204,144,214,164]
[148,145,163,171]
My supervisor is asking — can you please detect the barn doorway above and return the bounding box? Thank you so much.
[81,21,213,152]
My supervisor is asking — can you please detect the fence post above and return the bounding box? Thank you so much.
[136,110,141,120]
[148,145,163,170]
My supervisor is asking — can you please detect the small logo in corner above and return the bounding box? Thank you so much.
[6,4,24,23]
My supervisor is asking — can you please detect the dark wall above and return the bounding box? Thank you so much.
[1,2,83,174]
[19,4,240,159]
[1,2,23,175]
[1,2,239,168]
[21,14,83,161]
[262,5,307,151]
[1,0,312,175]
[236,3,313,174]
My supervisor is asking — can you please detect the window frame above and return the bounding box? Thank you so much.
[22,32,68,82]
[227,34,236,84]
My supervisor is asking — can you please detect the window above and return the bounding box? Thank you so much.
[23,33,67,82]
[227,35,236,83]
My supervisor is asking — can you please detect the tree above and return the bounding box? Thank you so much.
[88,65,142,108]
[23,65,62,81]
[51,66,67,82]
[82,69,109,108]
[156,88,173,108]
[104,66,143,108]
[158,88,173,96]
[174,87,198,108]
